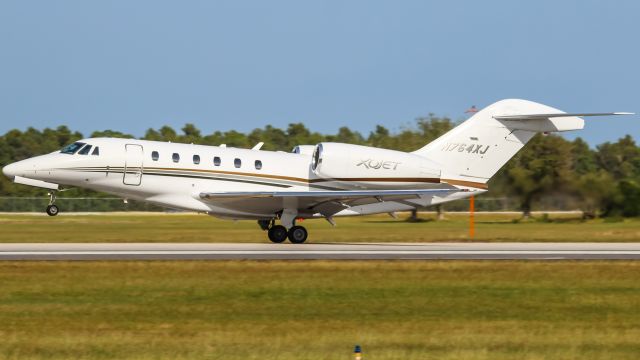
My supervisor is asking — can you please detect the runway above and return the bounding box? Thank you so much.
[0,242,639,260]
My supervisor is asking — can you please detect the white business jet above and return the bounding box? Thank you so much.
[2,99,632,243]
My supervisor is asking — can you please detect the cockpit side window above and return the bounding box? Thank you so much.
[60,142,86,154]
[77,145,92,155]
[92,147,100,156]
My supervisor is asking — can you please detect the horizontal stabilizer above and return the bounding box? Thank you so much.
[494,112,634,121]
[411,99,634,184]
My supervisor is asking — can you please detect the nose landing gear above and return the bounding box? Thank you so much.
[46,204,59,216]
[46,191,59,216]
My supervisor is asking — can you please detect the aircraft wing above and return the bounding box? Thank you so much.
[200,188,467,217]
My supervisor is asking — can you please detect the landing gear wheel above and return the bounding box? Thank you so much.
[46,204,59,217]
[268,225,288,243]
[288,226,308,244]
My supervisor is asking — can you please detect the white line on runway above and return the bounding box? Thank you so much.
[2,250,640,255]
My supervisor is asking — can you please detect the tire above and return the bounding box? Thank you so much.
[46,205,59,217]
[268,225,288,243]
[288,226,308,244]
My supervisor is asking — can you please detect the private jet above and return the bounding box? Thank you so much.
[2,99,632,243]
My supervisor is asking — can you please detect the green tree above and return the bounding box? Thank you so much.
[247,126,289,151]
[368,125,393,148]
[91,130,134,139]
[285,123,325,148]
[574,170,616,218]
[142,128,162,141]
[571,138,598,174]
[220,130,249,148]
[595,136,640,216]
[159,126,179,142]
[326,127,365,145]
[614,179,640,216]
[1,121,640,216]
[416,114,454,143]
[180,123,203,144]
[503,134,573,218]
[202,131,225,146]
[596,135,640,179]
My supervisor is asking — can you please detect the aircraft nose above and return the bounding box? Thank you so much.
[2,160,33,180]
[2,162,18,180]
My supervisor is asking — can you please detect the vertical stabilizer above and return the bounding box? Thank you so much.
[412,99,582,185]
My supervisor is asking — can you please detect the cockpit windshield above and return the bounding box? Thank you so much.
[60,142,86,154]
[77,144,92,155]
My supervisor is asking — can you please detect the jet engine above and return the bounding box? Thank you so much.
[311,142,442,188]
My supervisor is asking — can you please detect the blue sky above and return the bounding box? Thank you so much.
[1,0,638,146]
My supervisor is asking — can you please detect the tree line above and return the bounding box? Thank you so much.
[1,117,639,217]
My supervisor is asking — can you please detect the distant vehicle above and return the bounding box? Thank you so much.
[2,99,632,243]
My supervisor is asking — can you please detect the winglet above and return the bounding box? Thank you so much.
[252,142,264,150]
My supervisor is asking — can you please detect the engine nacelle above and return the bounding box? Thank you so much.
[311,142,442,188]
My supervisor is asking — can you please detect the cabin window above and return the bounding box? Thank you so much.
[60,142,85,154]
[172,153,180,163]
[193,155,200,165]
[234,158,241,168]
[213,157,221,166]
[78,145,92,155]
[255,160,262,170]
[151,151,159,161]
[92,147,100,156]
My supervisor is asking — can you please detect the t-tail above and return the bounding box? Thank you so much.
[412,99,633,186]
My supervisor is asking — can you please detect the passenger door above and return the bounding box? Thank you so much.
[123,144,144,186]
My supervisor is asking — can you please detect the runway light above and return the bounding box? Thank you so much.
[354,345,362,360]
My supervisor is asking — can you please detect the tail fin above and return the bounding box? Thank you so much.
[413,99,629,185]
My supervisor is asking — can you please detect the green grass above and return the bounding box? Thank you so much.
[0,261,638,359]
[0,212,639,242]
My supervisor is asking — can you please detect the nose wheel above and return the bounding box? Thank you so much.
[46,204,59,216]
[46,191,59,216]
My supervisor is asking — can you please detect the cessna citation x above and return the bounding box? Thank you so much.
[2,99,632,243]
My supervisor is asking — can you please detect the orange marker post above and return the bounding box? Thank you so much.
[469,196,475,239]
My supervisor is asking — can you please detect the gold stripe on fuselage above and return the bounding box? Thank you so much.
[63,166,489,190]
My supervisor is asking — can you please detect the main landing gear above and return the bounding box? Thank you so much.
[46,191,59,216]
[259,219,309,244]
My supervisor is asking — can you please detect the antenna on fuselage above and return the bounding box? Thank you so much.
[251,142,264,150]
